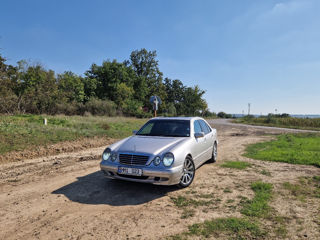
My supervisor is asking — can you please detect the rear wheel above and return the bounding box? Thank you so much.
[178,156,195,188]
[208,142,217,163]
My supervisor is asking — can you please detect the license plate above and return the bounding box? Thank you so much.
[118,167,143,176]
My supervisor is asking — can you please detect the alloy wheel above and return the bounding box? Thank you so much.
[179,157,195,187]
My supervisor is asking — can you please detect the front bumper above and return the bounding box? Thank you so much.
[100,161,183,185]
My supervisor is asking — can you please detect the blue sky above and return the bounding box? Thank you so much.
[1,0,320,114]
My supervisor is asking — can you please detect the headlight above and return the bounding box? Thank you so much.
[102,148,111,161]
[163,152,174,167]
[153,156,161,166]
[110,152,117,162]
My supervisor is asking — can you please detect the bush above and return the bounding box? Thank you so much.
[0,91,18,114]
[218,112,232,118]
[203,110,217,118]
[166,102,177,116]
[55,102,79,115]
[122,99,143,117]
[83,98,117,116]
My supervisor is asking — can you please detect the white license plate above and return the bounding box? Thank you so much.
[118,167,143,176]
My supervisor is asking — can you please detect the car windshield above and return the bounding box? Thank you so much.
[136,120,190,137]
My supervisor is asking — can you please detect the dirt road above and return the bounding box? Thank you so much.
[0,120,319,239]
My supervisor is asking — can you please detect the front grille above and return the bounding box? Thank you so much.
[119,154,149,166]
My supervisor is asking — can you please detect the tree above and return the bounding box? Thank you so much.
[85,60,136,102]
[164,78,186,114]
[180,85,207,116]
[0,55,18,113]
[217,112,232,118]
[57,71,85,103]
[0,49,210,117]
[115,82,134,110]
[18,63,58,114]
[129,49,167,107]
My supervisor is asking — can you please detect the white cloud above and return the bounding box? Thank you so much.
[269,0,309,16]
[256,0,318,24]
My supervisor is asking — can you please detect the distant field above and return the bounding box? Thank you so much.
[0,115,147,155]
[244,133,320,167]
[234,117,320,131]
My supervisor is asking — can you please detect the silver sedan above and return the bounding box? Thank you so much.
[100,117,218,187]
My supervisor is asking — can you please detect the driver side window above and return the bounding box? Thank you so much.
[194,120,202,134]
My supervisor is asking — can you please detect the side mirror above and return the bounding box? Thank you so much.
[132,130,138,135]
[194,132,205,138]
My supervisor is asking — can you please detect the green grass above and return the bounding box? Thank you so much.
[244,134,320,167]
[221,161,252,169]
[170,195,213,208]
[170,194,215,219]
[234,116,320,131]
[241,181,273,218]
[169,217,265,239]
[283,176,320,200]
[181,209,195,219]
[169,182,287,239]
[260,169,272,176]
[0,114,146,155]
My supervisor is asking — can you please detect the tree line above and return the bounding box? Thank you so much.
[0,49,216,117]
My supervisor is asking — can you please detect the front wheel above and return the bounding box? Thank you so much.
[208,142,217,163]
[178,156,195,188]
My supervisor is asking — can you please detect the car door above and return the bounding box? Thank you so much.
[192,120,208,167]
[199,119,214,161]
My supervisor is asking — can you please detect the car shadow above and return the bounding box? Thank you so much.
[52,171,179,206]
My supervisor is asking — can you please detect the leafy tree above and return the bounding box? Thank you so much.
[57,71,85,103]
[203,110,217,118]
[180,85,207,116]
[129,49,167,107]
[164,78,186,114]
[85,60,136,102]
[166,102,177,116]
[19,63,58,114]
[0,55,18,113]
[0,49,210,117]
[217,112,232,118]
[115,82,134,110]
[81,76,97,102]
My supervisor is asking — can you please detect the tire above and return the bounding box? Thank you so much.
[178,156,195,188]
[208,141,217,163]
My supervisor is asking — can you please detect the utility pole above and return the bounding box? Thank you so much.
[248,103,251,116]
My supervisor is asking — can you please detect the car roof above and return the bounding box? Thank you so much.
[151,117,203,121]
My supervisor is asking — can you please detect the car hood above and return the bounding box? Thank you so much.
[116,135,186,155]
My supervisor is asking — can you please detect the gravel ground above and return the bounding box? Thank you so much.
[0,119,319,240]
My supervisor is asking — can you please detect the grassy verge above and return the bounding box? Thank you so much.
[169,217,265,240]
[169,181,275,239]
[221,161,252,169]
[170,195,214,208]
[244,133,320,167]
[283,176,320,201]
[233,116,320,131]
[0,114,147,155]
[241,182,273,218]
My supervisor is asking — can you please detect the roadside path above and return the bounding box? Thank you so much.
[0,120,319,239]
[208,118,320,133]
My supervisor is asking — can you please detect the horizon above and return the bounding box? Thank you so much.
[1,0,319,115]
